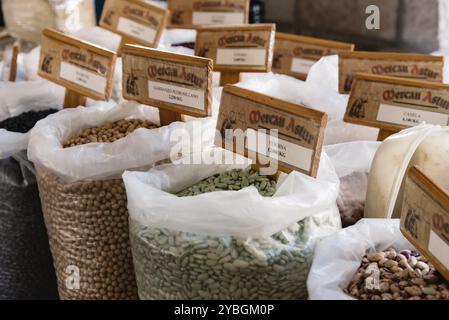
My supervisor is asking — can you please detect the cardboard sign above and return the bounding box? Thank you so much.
[345,73,449,133]
[401,166,449,282]
[100,0,169,48]
[167,0,249,27]
[38,28,116,101]
[339,51,444,94]
[195,24,275,72]
[121,44,213,118]
[215,85,327,177]
[273,32,354,80]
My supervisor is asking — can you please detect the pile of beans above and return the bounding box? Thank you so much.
[130,168,315,300]
[0,109,58,133]
[345,248,449,300]
[36,118,157,300]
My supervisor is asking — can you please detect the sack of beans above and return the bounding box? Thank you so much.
[122,151,341,300]
[27,101,211,300]
[0,80,62,299]
[307,219,449,300]
[325,141,380,227]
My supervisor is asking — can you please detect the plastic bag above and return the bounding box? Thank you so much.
[365,124,449,219]
[28,101,214,299]
[235,70,379,144]
[0,81,62,299]
[2,0,95,44]
[307,219,412,300]
[123,151,341,299]
[325,141,380,226]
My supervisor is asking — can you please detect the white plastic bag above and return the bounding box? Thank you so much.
[325,141,380,226]
[307,219,410,300]
[0,80,64,159]
[123,150,341,299]
[28,101,214,182]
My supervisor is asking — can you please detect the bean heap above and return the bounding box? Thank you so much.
[35,119,157,299]
[345,248,449,300]
[63,119,157,147]
[130,169,316,300]
[176,168,277,197]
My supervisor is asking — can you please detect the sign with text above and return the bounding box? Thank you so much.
[167,0,249,27]
[195,24,275,72]
[338,51,444,94]
[273,32,354,80]
[345,73,449,132]
[122,44,213,117]
[215,85,327,177]
[100,0,169,48]
[401,166,449,282]
[38,28,116,101]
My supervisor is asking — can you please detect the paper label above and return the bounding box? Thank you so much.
[401,166,449,282]
[429,230,449,270]
[291,58,315,74]
[192,11,244,24]
[38,28,115,101]
[345,75,449,131]
[148,80,205,110]
[376,104,449,127]
[121,46,213,117]
[100,0,167,46]
[215,85,326,177]
[117,17,157,43]
[195,25,275,71]
[246,128,313,172]
[216,48,266,66]
[60,62,107,95]
[339,53,444,93]
[168,0,248,25]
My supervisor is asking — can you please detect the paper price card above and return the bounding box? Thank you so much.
[121,44,213,117]
[401,166,449,282]
[100,0,169,48]
[215,85,327,177]
[273,32,354,80]
[39,28,116,101]
[345,73,449,132]
[195,24,275,72]
[168,0,249,27]
[338,51,444,94]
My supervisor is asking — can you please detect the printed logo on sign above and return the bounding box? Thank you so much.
[123,6,159,27]
[433,213,449,239]
[41,54,54,74]
[65,265,80,290]
[61,49,108,75]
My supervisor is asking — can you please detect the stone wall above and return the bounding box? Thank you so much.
[264,0,439,53]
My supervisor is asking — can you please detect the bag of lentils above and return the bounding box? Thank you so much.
[28,101,212,300]
[123,151,341,300]
[0,80,62,299]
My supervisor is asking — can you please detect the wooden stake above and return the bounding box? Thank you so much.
[377,128,397,141]
[8,42,20,82]
[220,71,241,86]
[159,109,183,126]
[63,89,87,108]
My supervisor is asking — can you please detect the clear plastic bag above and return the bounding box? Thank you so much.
[307,219,411,300]
[123,151,341,299]
[325,141,380,226]
[28,101,215,299]
[0,81,62,299]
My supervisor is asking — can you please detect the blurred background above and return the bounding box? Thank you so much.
[0,0,446,55]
